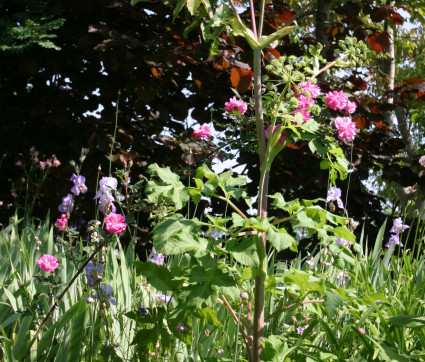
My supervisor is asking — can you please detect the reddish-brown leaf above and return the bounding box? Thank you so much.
[324,25,339,37]
[230,67,252,94]
[278,7,295,23]
[374,121,389,130]
[213,56,230,71]
[370,6,389,22]
[402,78,425,84]
[398,5,411,13]
[389,10,403,25]
[353,116,369,130]
[368,31,390,52]
[264,48,281,62]
[287,143,300,150]
[354,27,368,42]
[150,67,161,78]
[348,75,367,90]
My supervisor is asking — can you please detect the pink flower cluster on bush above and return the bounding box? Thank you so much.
[104,213,127,234]
[325,90,356,114]
[55,214,68,231]
[334,116,356,143]
[193,125,212,139]
[37,254,59,272]
[225,96,247,116]
[294,81,321,124]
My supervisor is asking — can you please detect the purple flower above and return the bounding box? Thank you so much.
[148,247,165,265]
[390,217,409,235]
[217,349,224,355]
[138,306,149,316]
[306,260,314,267]
[151,293,174,304]
[335,238,350,248]
[58,194,74,213]
[385,234,404,248]
[297,326,305,334]
[94,177,123,214]
[86,285,118,306]
[326,187,344,209]
[71,174,88,195]
[85,263,104,286]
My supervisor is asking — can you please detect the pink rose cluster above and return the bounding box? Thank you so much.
[295,81,321,124]
[193,125,212,139]
[104,213,127,234]
[37,254,59,272]
[334,116,356,143]
[325,90,356,114]
[55,214,68,231]
[225,96,248,116]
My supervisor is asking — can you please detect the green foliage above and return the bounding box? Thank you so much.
[0,1,65,52]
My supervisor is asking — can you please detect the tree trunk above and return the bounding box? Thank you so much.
[315,0,332,80]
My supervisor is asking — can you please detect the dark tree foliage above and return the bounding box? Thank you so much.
[0,0,421,250]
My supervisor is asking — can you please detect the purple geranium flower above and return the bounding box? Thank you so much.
[71,174,88,195]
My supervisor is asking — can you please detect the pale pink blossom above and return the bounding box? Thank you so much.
[193,125,212,139]
[326,91,349,111]
[224,96,248,116]
[55,214,68,231]
[334,116,356,142]
[39,161,46,170]
[45,159,52,167]
[37,254,59,272]
[52,156,61,167]
[299,81,321,98]
[104,213,127,234]
[15,160,22,167]
[358,327,366,334]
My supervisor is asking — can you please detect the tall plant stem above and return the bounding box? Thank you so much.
[253,39,268,362]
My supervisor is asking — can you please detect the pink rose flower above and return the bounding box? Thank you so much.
[104,213,127,234]
[297,95,314,110]
[193,125,212,139]
[224,96,248,116]
[265,125,286,146]
[344,100,357,114]
[37,254,59,272]
[55,214,68,231]
[299,81,321,98]
[335,116,356,142]
[325,90,349,111]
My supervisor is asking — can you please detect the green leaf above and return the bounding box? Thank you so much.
[227,237,259,267]
[146,164,190,210]
[389,315,425,328]
[194,307,223,327]
[153,215,208,255]
[187,0,202,15]
[230,17,260,50]
[323,291,343,318]
[267,226,297,252]
[12,315,32,360]
[258,25,296,49]
[68,300,88,361]
[134,261,180,293]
